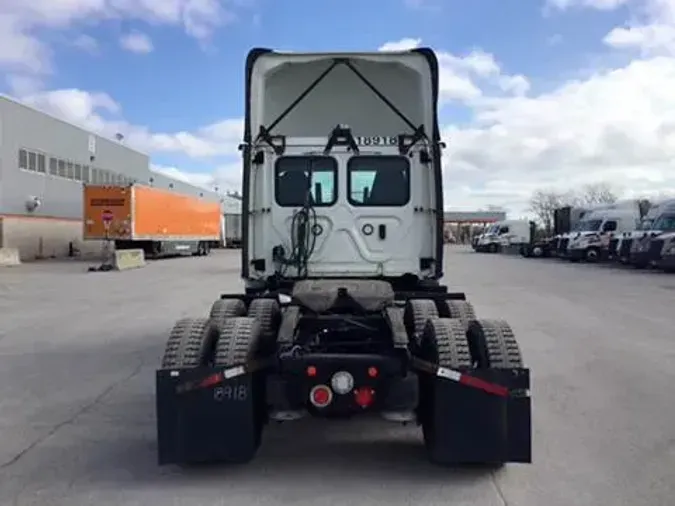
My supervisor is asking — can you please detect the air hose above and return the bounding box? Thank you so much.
[274,193,318,278]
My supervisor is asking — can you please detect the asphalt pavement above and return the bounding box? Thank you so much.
[0,247,673,506]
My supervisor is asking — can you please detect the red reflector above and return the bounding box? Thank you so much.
[459,374,508,397]
[354,387,374,408]
[310,385,333,407]
[307,366,317,377]
[367,367,378,378]
[198,373,223,388]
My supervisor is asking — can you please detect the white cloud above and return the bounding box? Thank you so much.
[604,21,675,54]
[555,0,675,56]
[19,88,244,159]
[0,0,249,86]
[378,38,422,51]
[546,0,629,10]
[441,56,675,213]
[120,31,154,53]
[152,162,242,193]
[72,34,99,53]
[379,38,530,104]
[6,74,45,96]
[0,13,51,74]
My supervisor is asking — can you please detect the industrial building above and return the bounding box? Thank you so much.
[0,95,239,261]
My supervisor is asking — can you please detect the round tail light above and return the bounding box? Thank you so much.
[309,385,333,408]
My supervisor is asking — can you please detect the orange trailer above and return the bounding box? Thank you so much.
[83,184,222,257]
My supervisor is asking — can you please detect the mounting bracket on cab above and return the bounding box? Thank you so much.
[324,124,360,155]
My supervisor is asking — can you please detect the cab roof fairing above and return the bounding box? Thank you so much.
[243,49,440,148]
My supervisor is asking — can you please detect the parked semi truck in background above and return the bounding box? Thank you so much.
[552,205,589,257]
[497,220,535,251]
[624,199,675,269]
[564,201,642,262]
[475,219,534,253]
[474,222,501,252]
[607,198,675,268]
[83,184,222,258]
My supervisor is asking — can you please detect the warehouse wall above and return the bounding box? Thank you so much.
[0,96,232,261]
[0,98,129,259]
[0,96,149,220]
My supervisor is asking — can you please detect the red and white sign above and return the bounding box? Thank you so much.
[101,210,114,230]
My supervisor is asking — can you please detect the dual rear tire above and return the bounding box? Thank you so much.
[405,298,524,465]
[160,297,281,463]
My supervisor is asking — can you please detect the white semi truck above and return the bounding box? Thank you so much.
[155,47,532,467]
[621,198,675,268]
[475,219,533,253]
[564,201,642,262]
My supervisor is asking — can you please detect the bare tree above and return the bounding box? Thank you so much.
[571,182,618,207]
[528,189,570,234]
[529,181,620,233]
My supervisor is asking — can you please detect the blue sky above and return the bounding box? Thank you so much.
[2,0,675,214]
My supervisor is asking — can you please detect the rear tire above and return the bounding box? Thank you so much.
[403,299,438,345]
[246,298,281,354]
[404,299,439,347]
[416,318,472,464]
[214,317,263,367]
[209,298,247,328]
[214,317,266,459]
[466,319,523,369]
[160,317,219,368]
[445,300,476,331]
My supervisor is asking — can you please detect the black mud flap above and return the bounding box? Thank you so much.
[156,366,261,465]
[428,367,531,465]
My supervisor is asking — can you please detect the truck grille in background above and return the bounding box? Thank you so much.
[558,238,569,253]
[619,239,633,258]
[608,238,619,255]
[647,239,664,261]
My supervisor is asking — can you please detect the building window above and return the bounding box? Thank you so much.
[28,151,37,171]
[49,157,58,175]
[74,164,82,181]
[66,161,74,179]
[37,154,46,173]
[18,149,28,169]
[58,159,66,177]
[82,165,90,183]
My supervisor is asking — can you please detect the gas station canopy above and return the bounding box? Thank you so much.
[444,211,507,223]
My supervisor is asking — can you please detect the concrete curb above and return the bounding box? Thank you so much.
[0,248,21,266]
[113,249,146,270]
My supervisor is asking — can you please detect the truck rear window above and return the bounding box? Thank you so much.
[347,156,410,207]
[275,156,337,207]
